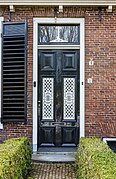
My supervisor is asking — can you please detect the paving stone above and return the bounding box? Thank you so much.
[27,162,76,179]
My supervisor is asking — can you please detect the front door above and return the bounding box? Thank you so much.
[38,49,80,149]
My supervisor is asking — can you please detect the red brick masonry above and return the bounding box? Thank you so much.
[27,162,76,179]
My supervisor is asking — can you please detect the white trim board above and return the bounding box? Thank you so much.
[33,17,85,152]
[0,17,3,130]
[33,19,38,152]
[0,0,116,6]
[103,138,116,144]
[38,45,80,50]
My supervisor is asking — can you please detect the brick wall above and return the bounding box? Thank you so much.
[0,6,115,143]
[85,8,116,137]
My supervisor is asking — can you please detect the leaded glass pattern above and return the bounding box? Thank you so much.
[42,78,54,120]
[63,78,75,120]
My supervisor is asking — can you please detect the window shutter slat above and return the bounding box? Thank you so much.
[1,21,27,123]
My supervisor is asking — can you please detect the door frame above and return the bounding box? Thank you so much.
[33,17,85,152]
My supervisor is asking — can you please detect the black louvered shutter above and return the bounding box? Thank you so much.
[1,21,27,123]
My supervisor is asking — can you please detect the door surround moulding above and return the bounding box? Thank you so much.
[33,17,85,152]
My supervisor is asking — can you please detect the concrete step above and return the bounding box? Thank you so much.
[32,152,76,163]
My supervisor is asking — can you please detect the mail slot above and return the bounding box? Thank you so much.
[51,122,65,126]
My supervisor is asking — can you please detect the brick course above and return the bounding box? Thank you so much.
[0,6,115,144]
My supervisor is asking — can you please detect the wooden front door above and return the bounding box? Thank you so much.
[38,49,80,149]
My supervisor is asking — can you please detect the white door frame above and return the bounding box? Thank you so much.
[33,18,85,152]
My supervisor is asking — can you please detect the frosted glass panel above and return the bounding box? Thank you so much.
[42,78,54,120]
[63,78,75,120]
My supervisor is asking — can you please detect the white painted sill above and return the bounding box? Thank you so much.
[103,138,116,143]
[0,123,3,129]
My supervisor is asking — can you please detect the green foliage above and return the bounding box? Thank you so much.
[0,137,32,179]
[75,137,116,179]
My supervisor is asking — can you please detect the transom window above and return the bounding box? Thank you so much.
[38,25,80,45]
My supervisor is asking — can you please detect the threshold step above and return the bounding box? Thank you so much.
[32,152,76,163]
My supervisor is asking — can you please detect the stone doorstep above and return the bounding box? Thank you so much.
[32,152,76,163]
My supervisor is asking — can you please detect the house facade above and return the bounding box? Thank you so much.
[0,0,116,152]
